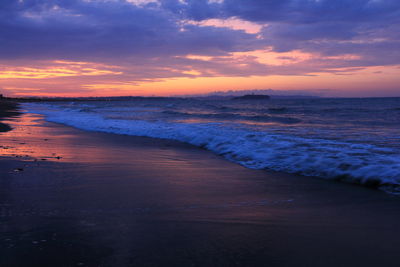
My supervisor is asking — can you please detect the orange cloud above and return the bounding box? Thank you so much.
[0,60,122,79]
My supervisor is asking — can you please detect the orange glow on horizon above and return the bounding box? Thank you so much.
[123,65,400,97]
[1,59,399,98]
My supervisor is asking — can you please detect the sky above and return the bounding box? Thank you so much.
[1,0,399,97]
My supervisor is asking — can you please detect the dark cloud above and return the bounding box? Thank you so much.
[0,0,261,61]
[219,0,400,60]
[220,0,400,23]
[161,0,221,21]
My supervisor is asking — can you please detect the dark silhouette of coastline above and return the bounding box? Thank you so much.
[2,96,186,102]
[1,94,318,103]
[232,94,271,100]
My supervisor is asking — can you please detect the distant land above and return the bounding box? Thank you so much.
[0,95,179,102]
[0,89,321,102]
[232,94,271,100]
[178,89,323,98]
[0,94,319,102]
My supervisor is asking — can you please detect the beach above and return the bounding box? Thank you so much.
[0,101,20,132]
[1,106,400,266]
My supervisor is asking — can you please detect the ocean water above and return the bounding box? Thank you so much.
[23,97,400,193]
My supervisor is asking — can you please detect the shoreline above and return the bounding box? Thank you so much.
[2,111,400,266]
[0,100,20,132]
[23,100,400,194]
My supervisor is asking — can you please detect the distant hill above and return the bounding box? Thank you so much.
[190,94,319,100]
[179,89,321,99]
[232,94,270,100]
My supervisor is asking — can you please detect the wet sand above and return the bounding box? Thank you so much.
[1,112,400,266]
[0,101,20,132]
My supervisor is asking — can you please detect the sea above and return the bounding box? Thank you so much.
[23,97,400,193]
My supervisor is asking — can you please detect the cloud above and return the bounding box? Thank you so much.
[0,0,262,61]
[0,0,399,96]
[219,0,400,60]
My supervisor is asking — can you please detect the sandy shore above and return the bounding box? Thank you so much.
[0,101,20,132]
[1,111,400,266]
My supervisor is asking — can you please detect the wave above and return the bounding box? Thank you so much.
[23,103,400,193]
[162,110,301,124]
[267,107,288,113]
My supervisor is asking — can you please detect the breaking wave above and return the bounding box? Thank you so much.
[23,101,400,193]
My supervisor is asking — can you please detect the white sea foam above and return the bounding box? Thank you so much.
[23,102,400,191]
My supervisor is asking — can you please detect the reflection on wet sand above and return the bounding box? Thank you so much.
[1,113,110,162]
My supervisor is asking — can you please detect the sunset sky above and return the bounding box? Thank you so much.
[1,0,399,97]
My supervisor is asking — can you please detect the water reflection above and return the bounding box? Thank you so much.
[2,118,62,161]
[1,112,145,163]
